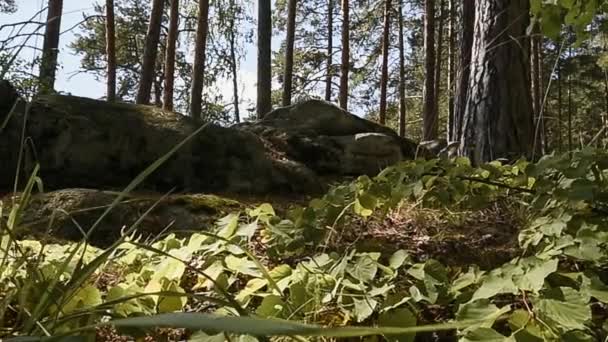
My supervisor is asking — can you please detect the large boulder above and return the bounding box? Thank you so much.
[238,100,418,176]
[0,91,418,194]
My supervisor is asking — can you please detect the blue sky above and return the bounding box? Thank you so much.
[0,0,262,110]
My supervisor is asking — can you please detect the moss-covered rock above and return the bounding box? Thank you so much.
[9,189,243,247]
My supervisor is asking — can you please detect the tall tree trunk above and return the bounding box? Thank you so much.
[154,74,163,107]
[398,0,406,137]
[458,0,533,163]
[433,0,444,122]
[39,0,63,94]
[339,0,350,111]
[282,0,297,106]
[163,0,179,111]
[568,44,573,151]
[105,0,116,102]
[378,0,391,125]
[257,0,272,119]
[228,0,240,123]
[136,0,164,104]
[190,0,210,118]
[446,0,455,141]
[531,22,544,154]
[422,0,437,141]
[557,41,562,151]
[452,0,474,142]
[325,0,334,101]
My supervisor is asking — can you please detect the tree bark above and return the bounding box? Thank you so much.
[325,0,334,101]
[257,0,272,119]
[228,0,240,123]
[163,0,179,111]
[282,0,297,106]
[458,0,533,163]
[557,41,562,151]
[378,0,391,125]
[39,0,63,94]
[422,0,436,141]
[433,0,444,121]
[452,0,474,142]
[568,44,573,151]
[398,0,406,137]
[530,22,544,154]
[190,0,210,118]
[135,0,164,104]
[446,0,455,141]
[105,0,116,102]
[339,0,350,111]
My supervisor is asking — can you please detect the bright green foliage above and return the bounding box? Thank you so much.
[2,149,608,340]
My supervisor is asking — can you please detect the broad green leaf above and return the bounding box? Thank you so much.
[460,327,511,342]
[352,297,378,322]
[514,258,558,293]
[189,332,226,342]
[534,298,591,331]
[348,255,378,283]
[61,285,102,315]
[389,250,410,270]
[456,300,511,329]
[225,255,261,277]
[255,295,285,318]
[158,282,187,313]
[378,308,417,342]
[217,213,240,239]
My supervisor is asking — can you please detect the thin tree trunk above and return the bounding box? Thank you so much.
[190,0,210,118]
[339,0,350,111]
[398,0,406,137]
[452,0,474,142]
[39,0,63,94]
[136,0,164,104]
[422,0,437,141]
[325,0,334,101]
[163,0,179,111]
[282,0,297,106]
[433,0,444,123]
[105,0,116,102]
[458,0,533,163]
[228,0,240,123]
[378,0,391,125]
[154,75,163,107]
[568,44,573,151]
[531,22,545,154]
[446,0,455,141]
[557,41,562,151]
[257,0,272,118]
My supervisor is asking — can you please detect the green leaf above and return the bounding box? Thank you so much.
[514,258,558,293]
[534,298,591,331]
[189,332,226,342]
[352,297,378,322]
[456,300,511,329]
[460,328,511,342]
[158,282,187,313]
[225,255,261,277]
[99,312,493,338]
[388,250,410,270]
[217,213,240,239]
[347,255,378,283]
[255,295,286,318]
[61,285,102,315]
[378,308,417,342]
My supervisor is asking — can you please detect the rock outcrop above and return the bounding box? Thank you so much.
[0,84,418,195]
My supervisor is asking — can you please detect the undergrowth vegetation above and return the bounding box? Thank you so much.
[1,149,608,341]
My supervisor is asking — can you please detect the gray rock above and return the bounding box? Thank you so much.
[0,87,419,195]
